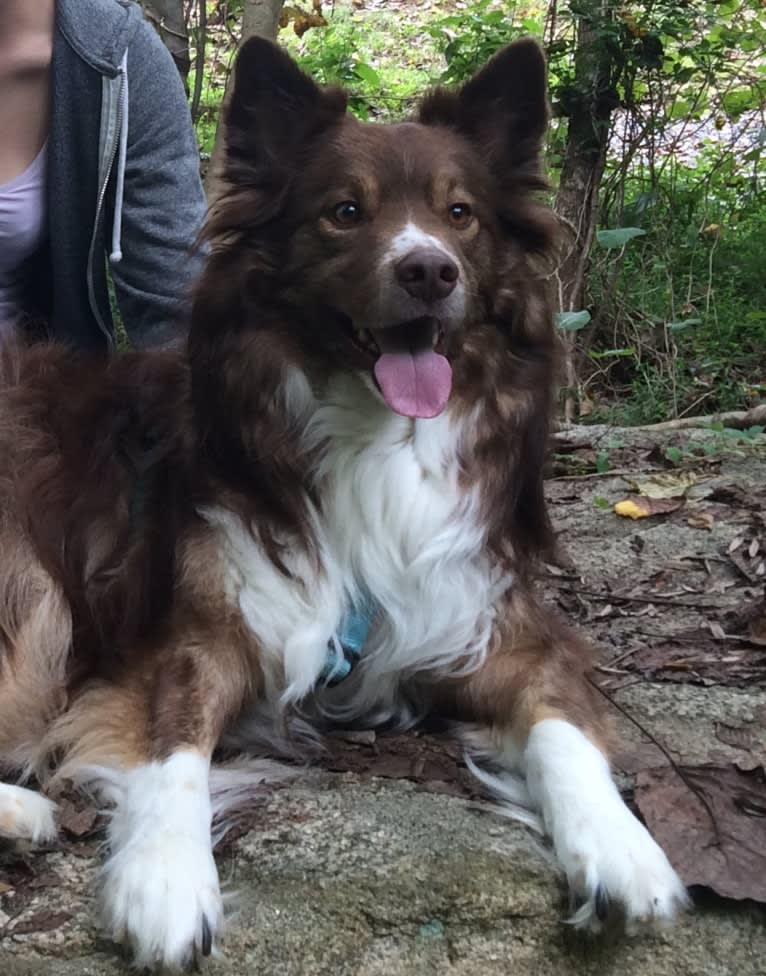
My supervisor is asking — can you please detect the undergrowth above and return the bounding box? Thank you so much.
[188,0,765,425]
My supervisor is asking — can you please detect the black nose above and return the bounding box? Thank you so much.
[395,248,459,303]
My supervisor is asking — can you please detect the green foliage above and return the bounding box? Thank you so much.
[186,0,765,426]
[427,0,543,84]
[282,8,435,120]
[556,310,592,331]
[596,227,646,249]
[596,450,611,474]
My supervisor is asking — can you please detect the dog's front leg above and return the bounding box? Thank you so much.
[435,593,689,931]
[56,619,251,970]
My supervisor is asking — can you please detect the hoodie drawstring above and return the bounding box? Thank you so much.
[109,50,129,264]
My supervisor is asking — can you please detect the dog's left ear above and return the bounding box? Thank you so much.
[419,39,549,173]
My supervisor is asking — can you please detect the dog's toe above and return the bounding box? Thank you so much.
[0,783,58,844]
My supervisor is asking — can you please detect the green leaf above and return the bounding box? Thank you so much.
[665,446,682,466]
[596,227,647,249]
[596,450,610,474]
[667,317,702,332]
[590,347,636,359]
[593,496,611,510]
[555,310,591,331]
[353,62,381,87]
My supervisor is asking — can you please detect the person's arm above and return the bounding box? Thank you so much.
[109,20,206,348]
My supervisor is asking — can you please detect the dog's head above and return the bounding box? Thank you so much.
[202,38,555,421]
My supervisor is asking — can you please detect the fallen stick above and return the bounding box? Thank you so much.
[554,403,766,443]
[632,403,766,432]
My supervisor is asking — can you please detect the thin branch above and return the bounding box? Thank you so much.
[190,0,207,124]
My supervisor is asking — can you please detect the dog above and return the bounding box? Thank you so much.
[0,37,688,970]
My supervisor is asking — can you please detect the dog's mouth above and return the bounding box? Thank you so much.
[346,316,452,420]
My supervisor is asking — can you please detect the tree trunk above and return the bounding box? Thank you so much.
[242,0,285,40]
[553,4,618,422]
[141,0,191,91]
[204,0,286,198]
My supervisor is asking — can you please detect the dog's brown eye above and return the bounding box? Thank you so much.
[332,201,362,226]
[448,203,473,228]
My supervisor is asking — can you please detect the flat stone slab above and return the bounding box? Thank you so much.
[2,775,765,975]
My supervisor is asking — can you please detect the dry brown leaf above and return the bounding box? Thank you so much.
[0,881,13,895]
[614,495,683,520]
[579,393,595,418]
[27,870,62,890]
[687,510,715,530]
[635,765,766,902]
[750,607,766,645]
[628,470,698,499]
[57,798,99,838]
[715,722,764,761]
[11,910,71,936]
[749,538,761,559]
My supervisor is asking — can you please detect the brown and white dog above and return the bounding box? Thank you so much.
[0,38,687,969]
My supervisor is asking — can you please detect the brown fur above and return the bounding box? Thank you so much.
[0,38,607,799]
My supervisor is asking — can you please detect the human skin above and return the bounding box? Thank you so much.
[0,0,55,184]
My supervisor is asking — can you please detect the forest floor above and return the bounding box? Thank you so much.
[1,421,765,974]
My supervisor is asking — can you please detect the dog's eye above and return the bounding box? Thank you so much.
[332,201,362,226]
[448,203,473,228]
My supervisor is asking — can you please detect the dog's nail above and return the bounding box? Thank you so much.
[201,915,213,957]
[595,884,609,921]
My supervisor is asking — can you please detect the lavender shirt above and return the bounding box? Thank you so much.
[0,143,47,339]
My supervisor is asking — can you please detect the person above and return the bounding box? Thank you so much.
[0,0,207,350]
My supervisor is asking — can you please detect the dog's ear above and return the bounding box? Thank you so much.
[223,38,347,183]
[419,39,548,175]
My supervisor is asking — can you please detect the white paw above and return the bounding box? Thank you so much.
[0,783,58,843]
[555,797,690,932]
[101,829,223,970]
[93,751,223,970]
[525,720,690,932]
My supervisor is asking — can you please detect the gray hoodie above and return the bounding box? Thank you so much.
[25,0,207,349]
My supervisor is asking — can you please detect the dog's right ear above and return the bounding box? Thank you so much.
[224,38,347,183]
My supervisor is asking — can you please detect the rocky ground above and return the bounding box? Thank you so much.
[2,421,765,974]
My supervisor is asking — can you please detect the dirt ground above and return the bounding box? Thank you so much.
[1,421,765,973]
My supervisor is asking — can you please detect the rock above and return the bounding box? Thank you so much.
[1,774,764,975]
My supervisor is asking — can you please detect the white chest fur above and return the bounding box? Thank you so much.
[204,372,510,712]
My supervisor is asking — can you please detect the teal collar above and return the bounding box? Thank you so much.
[320,591,378,686]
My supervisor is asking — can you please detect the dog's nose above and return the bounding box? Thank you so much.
[395,248,459,303]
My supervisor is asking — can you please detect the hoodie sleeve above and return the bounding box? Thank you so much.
[108,17,206,348]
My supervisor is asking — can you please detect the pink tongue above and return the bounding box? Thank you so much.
[373,347,452,419]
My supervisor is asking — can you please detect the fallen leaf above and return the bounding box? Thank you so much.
[627,470,699,499]
[0,881,13,895]
[715,722,765,762]
[27,870,62,890]
[11,910,72,935]
[750,607,766,645]
[687,510,715,530]
[614,495,683,519]
[635,765,766,902]
[579,394,595,418]
[57,798,99,838]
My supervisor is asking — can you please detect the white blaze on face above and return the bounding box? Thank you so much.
[372,222,465,420]
[382,221,460,265]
